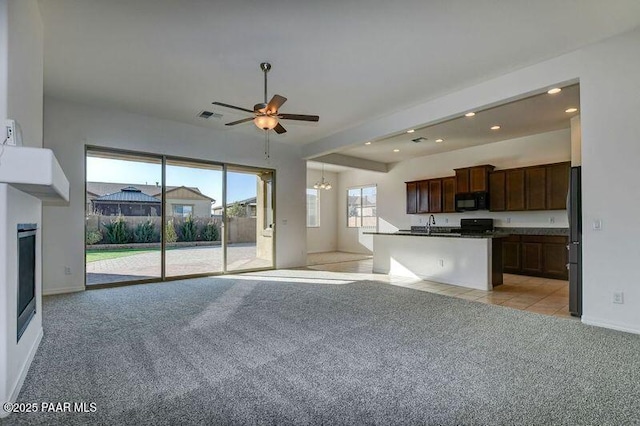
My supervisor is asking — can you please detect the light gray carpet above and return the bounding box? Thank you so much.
[4,277,640,425]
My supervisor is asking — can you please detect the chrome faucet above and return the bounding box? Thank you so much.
[427,215,436,234]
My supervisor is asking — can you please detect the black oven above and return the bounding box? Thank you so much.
[455,192,489,212]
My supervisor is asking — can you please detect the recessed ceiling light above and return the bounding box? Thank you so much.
[491,125,501,130]
[547,88,562,94]
[565,107,578,113]
[406,129,415,134]
[435,139,444,143]
[465,112,476,117]
[393,149,400,152]
[364,141,372,145]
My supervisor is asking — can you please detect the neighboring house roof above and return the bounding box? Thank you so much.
[347,195,376,207]
[212,197,257,211]
[94,186,161,204]
[86,182,214,202]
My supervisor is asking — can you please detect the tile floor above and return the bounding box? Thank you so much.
[307,254,574,319]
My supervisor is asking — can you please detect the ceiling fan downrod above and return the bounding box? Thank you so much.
[260,62,271,104]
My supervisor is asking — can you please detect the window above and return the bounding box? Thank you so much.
[306,188,320,227]
[172,204,193,218]
[347,185,377,228]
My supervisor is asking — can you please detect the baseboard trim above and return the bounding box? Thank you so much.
[581,315,640,335]
[43,286,85,296]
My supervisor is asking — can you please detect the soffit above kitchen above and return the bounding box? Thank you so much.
[340,84,580,163]
[38,1,640,146]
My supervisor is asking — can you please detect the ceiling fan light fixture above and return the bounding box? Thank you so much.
[254,115,278,130]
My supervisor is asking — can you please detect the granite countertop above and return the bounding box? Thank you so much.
[365,231,509,239]
[495,227,569,236]
[365,225,568,239]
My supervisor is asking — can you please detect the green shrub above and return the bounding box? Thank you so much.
[85,230,103,245]
[102,215,130,244]
[226,202,246,217]
[203,221,220,241]
[134,219,158,243]
[180,215,197,242]
[165,219,178,243]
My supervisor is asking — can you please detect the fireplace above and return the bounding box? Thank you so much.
[17,224,37,342]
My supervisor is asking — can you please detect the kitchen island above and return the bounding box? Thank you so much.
[366,232,504,290]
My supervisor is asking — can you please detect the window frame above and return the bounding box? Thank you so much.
[306,188,320,228]
[346,184,377,228]
[172,204,194,218]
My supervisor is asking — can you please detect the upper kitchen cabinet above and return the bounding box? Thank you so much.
[489,171,506,211]
[546,162,570,210]
[406,181,418,214]
[526,166,547,210]
[417,180,430,213]
[442,177,456,213]
[455,168,469,193]
[455,165,494,193]
[506,169,526,211]
[429,179,443,213]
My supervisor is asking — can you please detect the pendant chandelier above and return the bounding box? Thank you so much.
[314,164,332,190]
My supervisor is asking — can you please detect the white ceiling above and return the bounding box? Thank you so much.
[307,161,352,173]
[341,84,580,163]
[38,1,640,148]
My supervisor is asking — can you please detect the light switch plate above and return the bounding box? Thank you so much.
[593,219,602,231]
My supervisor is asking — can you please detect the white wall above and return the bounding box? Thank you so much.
[308,28,640,334]
[338,129,571,254]
[0,1,7,123]
[5,0,43,148]
[306,168,338,253]
[42,97,307,295]
[0,185,42,413]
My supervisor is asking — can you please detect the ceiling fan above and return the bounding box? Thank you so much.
[212,62,319,134]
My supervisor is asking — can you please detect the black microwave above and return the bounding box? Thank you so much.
[455,192,489,212]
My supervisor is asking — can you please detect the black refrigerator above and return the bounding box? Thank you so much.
[568,166,582,317]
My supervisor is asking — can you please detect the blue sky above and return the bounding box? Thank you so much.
[87,157,257,205]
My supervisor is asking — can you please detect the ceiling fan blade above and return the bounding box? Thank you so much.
[279,113,319,122]
[225,117,254,126]
[266,94,287,114]
[212,102,255,114]
[273,122,287,134]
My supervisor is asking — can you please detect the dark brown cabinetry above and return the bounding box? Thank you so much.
[491,162,570,212]
[526,167,547,210]
[502,235,568,280]
[505,169,526,211]
[546,162,570,210]
[455,165,494,194]
[489,171,506,211]
[442,177,456,213]
[406,182,418,214]
[417,181,430,213]
[455,169,469,193]
[502,235,521,273]
[406,177,448,214]
[429,180,442,213]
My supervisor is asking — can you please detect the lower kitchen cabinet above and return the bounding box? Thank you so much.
[502,235,568,280]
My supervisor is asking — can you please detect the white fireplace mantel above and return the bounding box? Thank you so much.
[0,146,69,204]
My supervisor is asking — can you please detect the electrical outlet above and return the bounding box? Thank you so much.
[5,119,16,146]
[549,217,555,224]
[506,217,511,224]
[593,219,602,231]
[438,259,444,267]
[613,292,624,304]
[445,218,449,224]
[64,266,71,275]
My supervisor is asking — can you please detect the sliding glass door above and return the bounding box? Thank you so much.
[85,150,162,286]
[85,147,274,287]
[225,166,275,272]
[165,159,223,277]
